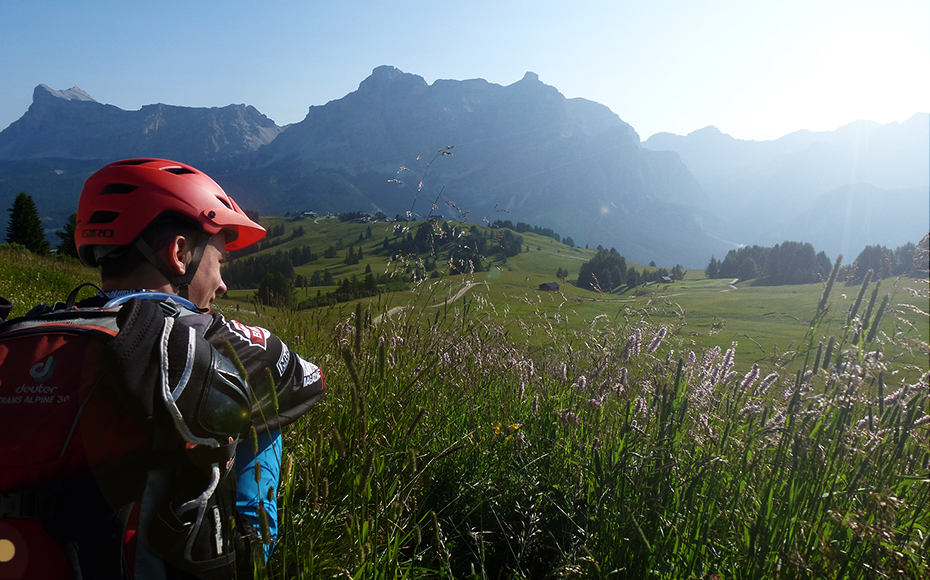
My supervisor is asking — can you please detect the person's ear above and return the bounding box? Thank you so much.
[161,235,190,276]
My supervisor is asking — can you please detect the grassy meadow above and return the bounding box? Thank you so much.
[1,225,928,579]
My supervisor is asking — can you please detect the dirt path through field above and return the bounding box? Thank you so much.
[373,282,477,324]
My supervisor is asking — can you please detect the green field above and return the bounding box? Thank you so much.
[221,217,928,378]
[2,222,928,579]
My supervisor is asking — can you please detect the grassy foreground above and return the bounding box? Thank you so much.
[230,266,928,578]
[2,245,928,578]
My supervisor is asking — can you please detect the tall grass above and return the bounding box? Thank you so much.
[223,253,929,578]
[0,244,96,316]
[2,244,927,578]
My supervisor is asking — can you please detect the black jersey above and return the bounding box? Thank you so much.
[201,312,325,433]
[78,291,326,434]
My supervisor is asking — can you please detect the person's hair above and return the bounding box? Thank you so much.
[99,212,205,280]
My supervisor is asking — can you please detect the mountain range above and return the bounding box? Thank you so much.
[643,116,929,260]
[0,66,926,268]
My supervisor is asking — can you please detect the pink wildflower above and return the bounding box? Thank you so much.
[722,342,737,375]
[647,327,667,354]
[740,363,760,393]
[754,372,779,397]
[800,370,814,387]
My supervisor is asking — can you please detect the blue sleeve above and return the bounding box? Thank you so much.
[234,429,282,561]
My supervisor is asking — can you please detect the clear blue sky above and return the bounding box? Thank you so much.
[1,0,927,141]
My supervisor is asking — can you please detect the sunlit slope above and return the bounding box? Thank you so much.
[218,218,928,370]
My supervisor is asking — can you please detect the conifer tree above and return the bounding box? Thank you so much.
[55,212,79,259]
[6,192,49,254]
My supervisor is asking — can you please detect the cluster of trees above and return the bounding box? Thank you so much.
[337,211,387,222]
[706,240,926,286]
[338,211,366,222]
[297,273,383,309]
[5,192,79,258]
[343,245,364,265]
[380,221,513,274]
[230,224,304,259]
[576,248,628,292]
[223,246,318,290]
[846,242,925,282]
[576,248,685,292]
[492,220,562,243]
[254,272,294,308]
[650,264,685,282]
[259,270,398,310]
[299,269,334,287]
[705,241,833,285]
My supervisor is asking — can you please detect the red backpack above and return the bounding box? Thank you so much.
[0,288,255,579]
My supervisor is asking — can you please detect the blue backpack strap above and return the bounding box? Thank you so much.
[103,290,202,314]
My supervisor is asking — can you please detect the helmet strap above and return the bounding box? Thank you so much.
[133,232,209,301]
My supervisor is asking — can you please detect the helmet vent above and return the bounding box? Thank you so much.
[215,196,232,209]
[88,211,120,224]
[101,183,138,195]
[114,159,150,166]
[162,166,196,175]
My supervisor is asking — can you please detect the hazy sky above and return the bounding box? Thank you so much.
[1,0,927,141]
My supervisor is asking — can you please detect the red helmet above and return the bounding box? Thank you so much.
[76,158,266,266]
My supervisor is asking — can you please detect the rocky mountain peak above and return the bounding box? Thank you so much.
[34,85,97,104]
[0,85,281,162]
[358,65,428,95]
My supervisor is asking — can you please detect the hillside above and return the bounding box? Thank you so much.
[3,233,927,578]
[216,217,928,368]
[214,66,715,268]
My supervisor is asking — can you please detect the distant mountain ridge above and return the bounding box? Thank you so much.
[231,66,710,265]
[0,69,926,268]
[0,68,713,266]
[643,115,929,259]
[0,84,281,162]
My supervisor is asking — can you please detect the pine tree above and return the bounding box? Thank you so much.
[6,192,49,254]
[55,212,79,259]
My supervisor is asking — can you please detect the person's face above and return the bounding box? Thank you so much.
[186,233,228,310]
